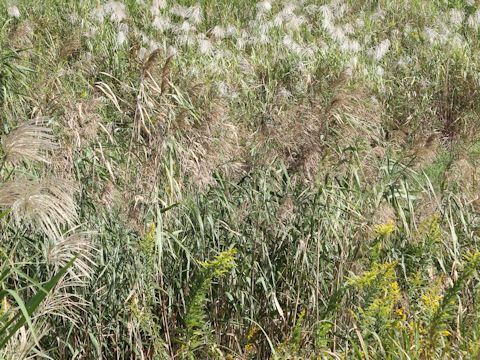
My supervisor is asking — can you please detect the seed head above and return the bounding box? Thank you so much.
[372,39,391,61]
[46,229,97,280]
[7,4,21,18]
[153,15,171,31]
[0,177,78,240]
[2,119,58,164]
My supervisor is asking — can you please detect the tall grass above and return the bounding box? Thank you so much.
[1,0,480,358]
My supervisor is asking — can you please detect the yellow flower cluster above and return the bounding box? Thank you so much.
[364,280,402,322]
[395,306,407,322]
[200,248,237,277]
[348,261,397,288]
[244,325,259,355]
[246,325,258,341]
[420,279,443,314]
[373,220,396,237]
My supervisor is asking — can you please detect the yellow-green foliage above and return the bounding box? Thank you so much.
[417,214,442,246]
[349,261,401,331]
[198,248,237,278]
[373,220,396,238]
[139,222,156,264]
[130,222,168,359]
[276,309,307,357]
[129,295,168,359]
[420,278,443,316]
[181,249,237,358]
[346,244,480,359]
[348,261,398,290]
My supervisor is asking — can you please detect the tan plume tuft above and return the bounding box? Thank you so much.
[0,177,78,240]
[46,229,97,280]
[1,119,58,164]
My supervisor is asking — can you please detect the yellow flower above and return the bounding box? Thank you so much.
[246,325,258,341]
[373,220,395,237]
[421,283,442,313]
[389,281,400,295]
[395,306,407,321]
[245,343,255,354]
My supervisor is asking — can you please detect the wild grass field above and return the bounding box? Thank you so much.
[1,0,480,358]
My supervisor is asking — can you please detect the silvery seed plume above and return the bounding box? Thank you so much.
[36,275,90,325]
[1,119,58,164]
[0,178,78,240]
[2,322,49,360]
[46,229,97,280]
[7,5,21,19]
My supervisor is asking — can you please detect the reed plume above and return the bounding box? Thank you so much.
[1,119,58,164]
[0,177,78,240]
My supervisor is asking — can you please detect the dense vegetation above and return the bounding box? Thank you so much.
[1,0,480,358]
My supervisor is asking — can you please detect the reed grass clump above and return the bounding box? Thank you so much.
[0,0,480,359]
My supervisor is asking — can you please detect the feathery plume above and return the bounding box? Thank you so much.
[171,4,202,24]
[340,39,361,53]
[178,34,196,47]
[7,4,21,18]
[153,15,171,31]
[211,25,225,40]
[2,323,49,360]
[0,177,78,240]
[273,13,284,27]
[258,33,270,44]
[467,10,480,31]
[117,22,128,45]
[283,35,302,54]
[256,1,272,14]
[285,15,305,31]
[95,1,127,23]
[320,5,333,25]
[188,4,202,24]
[138,47,148,60]
[36,275,90,325]
[2,119,58,164]
[372,39,390,61]
[46,229,97,280]
[91,5,105,22]
[116,30,127,46]
[424,27,438,44]
[176,20,193,33]
[330,26,346,43]
[150,0,167,16]
[225,25,237,37]
[281,3,296,17]
[198,37,213,54]
[449,9,464,27]
[305,4,319,15]
[167,45,177,57]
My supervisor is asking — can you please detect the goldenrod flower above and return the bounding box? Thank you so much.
[421,281,443,313]
[395,307,407,321]
[374,220,396,237]
[441,330,451,337]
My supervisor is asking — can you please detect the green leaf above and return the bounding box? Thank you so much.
[0,257,76,348]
